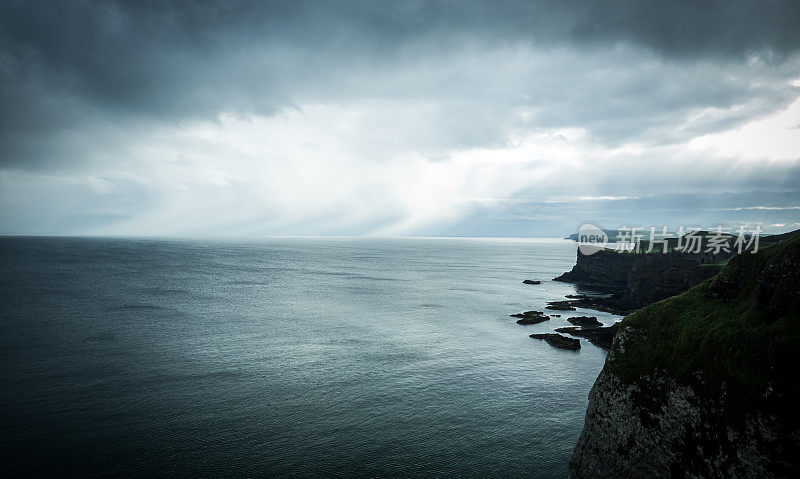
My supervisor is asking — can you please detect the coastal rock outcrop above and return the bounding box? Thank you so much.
[553,248,636,290]
[555,325,617,350]
[545,301,576,311]
[511,310,550,324]
[529,333,581,350]
[566,316,602,327]
[555,232,795,315]
[554,248,724,314]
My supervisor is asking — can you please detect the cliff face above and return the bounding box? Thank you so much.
[570,369,780,478]
[554,249,724,313]
[553,248,635,290]
[570,236,800,478]
[614,257,722,312]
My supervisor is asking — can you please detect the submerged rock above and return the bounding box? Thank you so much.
[567,316,602,327]
[522,279,542,285]
[529,333,581,350]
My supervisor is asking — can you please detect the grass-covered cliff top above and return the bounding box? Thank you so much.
[607,230,800,419]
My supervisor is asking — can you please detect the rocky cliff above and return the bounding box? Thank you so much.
[554,248,724,314]
[569,234,800,477]
[613,255,723,312]
[553,248,637,291]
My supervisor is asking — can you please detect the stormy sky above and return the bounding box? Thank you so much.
[1,1,799,236]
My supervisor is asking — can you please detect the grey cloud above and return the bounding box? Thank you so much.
[3,0,800,169]
[2,1,800,236]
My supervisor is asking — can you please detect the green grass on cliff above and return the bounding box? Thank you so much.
[607,234,800,421]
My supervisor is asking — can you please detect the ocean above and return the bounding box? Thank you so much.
[0,237,619,477]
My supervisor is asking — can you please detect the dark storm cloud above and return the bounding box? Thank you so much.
[2,0,800,168]
[1,1,799,236]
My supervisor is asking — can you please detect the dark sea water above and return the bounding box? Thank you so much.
[0,237,619,477]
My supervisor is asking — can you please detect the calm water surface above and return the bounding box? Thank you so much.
[0,237,619,477]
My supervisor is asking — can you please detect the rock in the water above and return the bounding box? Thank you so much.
[522,279,542,285]
[511,310,550,324]
[529,333,581,350]
[567,316,602,327]
[509,310,544,318]
[545,301,577,311]
[516,315,550,325]
[555,324,618,350]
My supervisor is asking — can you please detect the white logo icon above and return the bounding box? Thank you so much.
[577,223,608,255]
